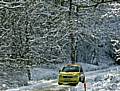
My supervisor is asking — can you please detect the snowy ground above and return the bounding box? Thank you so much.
[6,64,120,91]
[30,62,104,81]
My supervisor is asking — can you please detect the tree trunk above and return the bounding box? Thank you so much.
[69,0,76,63]
[69,0,72,15]
[27,68,31,81]
[70,33,76,64]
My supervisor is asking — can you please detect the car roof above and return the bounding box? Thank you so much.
[64,64,80,66]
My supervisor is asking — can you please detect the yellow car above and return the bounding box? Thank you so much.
[58,64,85,85]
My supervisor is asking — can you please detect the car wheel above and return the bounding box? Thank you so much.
[79,77,81,82]
[79,77,85,83]
[71,83,77,86]
[81,77,85,83]
[58,82,62,85]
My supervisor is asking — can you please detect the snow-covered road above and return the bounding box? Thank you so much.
[32,66,120,91]
[6,66,120,91]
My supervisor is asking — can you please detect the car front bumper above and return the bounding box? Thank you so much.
[58,75,79,84]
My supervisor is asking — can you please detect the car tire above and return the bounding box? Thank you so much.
[81,77,85,83]
[71,83,77,86]
[58,82,62,85]
[79,77,85,83]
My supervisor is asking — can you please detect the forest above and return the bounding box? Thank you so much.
[0,0,120,90]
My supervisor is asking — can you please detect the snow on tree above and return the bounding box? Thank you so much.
[111,39,120,64]
[0,0,120,90]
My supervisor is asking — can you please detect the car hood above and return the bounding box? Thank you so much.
[59,72,80,76]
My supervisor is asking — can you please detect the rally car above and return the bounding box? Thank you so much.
[58,64,85,85]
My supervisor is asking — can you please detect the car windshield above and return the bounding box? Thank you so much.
[62,66,79,72]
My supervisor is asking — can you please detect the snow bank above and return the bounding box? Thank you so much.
[31,68,58,80]
[92,72,120,91]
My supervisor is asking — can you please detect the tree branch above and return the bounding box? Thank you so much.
[72,0,119,10]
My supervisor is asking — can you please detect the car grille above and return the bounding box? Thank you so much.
[64,80,76,82]
[63,76,73,78]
